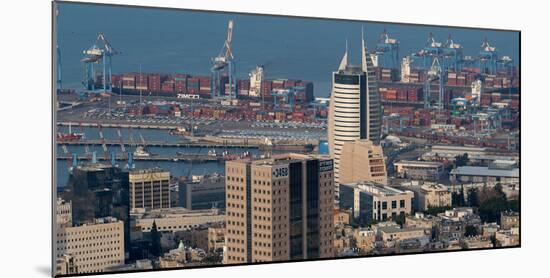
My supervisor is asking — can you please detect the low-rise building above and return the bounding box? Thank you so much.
[461,236,493,249]
[405,212,435,236]
[208,226,225,251]
[340,182,414,224]
[353,228,376,252]
[56,198,72,227]
[500,211,520,230]
[481,223,499,238]
[495,228,520,247]
[450,161,519,184]
[416,183,452,211]
[104,259,153,272]
[394,160,445,181]
[159,240,207,268]
[435,208,482,241]
[334,208,351,226]
[134,208,224,233]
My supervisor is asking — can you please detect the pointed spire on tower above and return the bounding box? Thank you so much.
[338,39,349,71]
[361,26,368,72]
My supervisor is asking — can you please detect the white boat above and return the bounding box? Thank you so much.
[134,146,151,157]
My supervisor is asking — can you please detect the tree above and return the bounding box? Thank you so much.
[426,205,452,216]
[150,221,162,257]
[455,153,469,167]
[464,225,478,237]
[394,213,406,227]
[467,188,479,207]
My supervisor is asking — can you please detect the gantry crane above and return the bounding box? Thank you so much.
[442,34,464,72]
[374,29,399,69]
[211,20,236,99]
[424,57,446,110]
[479,37,498,75]
[413,33,443,70]
[81,32,119,92]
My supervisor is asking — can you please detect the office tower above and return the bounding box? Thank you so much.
[224,154,334,264]
[328,32,382,192]
[55,217,125,275]
[339,181,413,225]
[129,168,171,211]
[179,173,226,210]
[338,139,387,185]
[62,163,130,253]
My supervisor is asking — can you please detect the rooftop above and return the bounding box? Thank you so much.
[451,166,519,178]
[138,208,222,219]
[394,160,443,166]
[250,153,330,167]
[342,181,412,197]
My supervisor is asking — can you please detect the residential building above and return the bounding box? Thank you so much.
[338,139,387,185]
[55,217,125,275]
[435,208,482,241]
[333,208,351,226]
[460,236,493,249]
[56,198,72,227]
[224,153,335,264]
[129,168,171,211]
[495,228,520,247]
[208,226,226,251]
[501,211,520,230]
[409,183,452,211]
[339,182,413,224]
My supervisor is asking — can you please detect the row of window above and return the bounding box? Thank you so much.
[141,224,200,231]
[379,199,406,210]
[227,202,245,209]
[56,241,120,248]
[227,229,245,235]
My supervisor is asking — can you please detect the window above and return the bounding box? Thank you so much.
[392,200,397,209]
[400,200,405,208]
[382,202,387,210]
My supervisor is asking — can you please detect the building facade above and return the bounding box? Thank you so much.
[56,198,72,227]
[394,160,445,181]
[55,217,125,275]
[224,153,335,264]
[339,182,413,225]
[62,163,130,253]
[328,34,382,192]
[178,173,225,210]
[338,139,387,185]
[129,168,171,211]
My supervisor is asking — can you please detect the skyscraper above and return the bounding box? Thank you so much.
[328,31,382,194]
[129,168,171,211]
[224,153,334,264]
[62,163,130,253]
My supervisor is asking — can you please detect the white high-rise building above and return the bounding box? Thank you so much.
[328,31,382,198]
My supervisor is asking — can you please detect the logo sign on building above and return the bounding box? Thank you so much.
[319,159,333,172]
[177,93,200,99]
[272,166,289,178]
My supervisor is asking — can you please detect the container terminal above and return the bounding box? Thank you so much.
[56,24,520,171]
